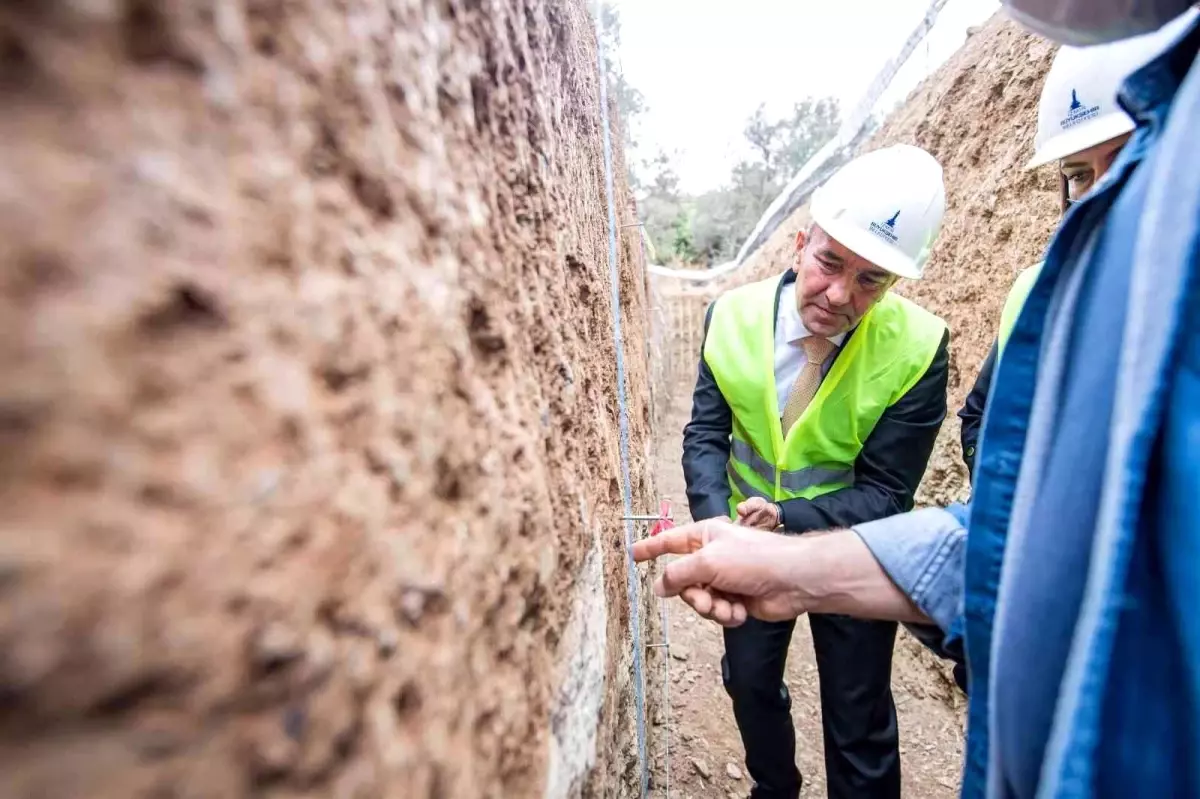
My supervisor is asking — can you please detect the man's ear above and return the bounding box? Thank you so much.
[792,228,807,273]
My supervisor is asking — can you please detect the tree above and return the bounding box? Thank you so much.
[673,98,842,267]
[777,97,841,179]
[601,6,841,269]
[742,105,785,203]
[638,151,693,265]
[672,209,697,263]
[733,99,841,208]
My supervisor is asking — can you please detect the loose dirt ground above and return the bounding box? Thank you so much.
[650,393,966,799]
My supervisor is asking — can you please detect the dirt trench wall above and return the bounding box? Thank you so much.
[0,2,661,797]
[863,14,1059,505]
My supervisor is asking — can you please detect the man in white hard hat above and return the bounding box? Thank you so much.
[957,29,1171,484]
[681,144,950,799]
[643,5,1200,798]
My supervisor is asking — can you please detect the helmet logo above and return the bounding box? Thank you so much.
[1061,88,1100,130]
[869,210,901,244]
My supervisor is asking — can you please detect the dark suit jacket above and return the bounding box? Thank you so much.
[958,341,997,483]
[682,271,950,532]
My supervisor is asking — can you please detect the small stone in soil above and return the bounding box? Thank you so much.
[671,647,689,661]
[726,763,743,780]
[251,623,305,671]
[691,758,711,779]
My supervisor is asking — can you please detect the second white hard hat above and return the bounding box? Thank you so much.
[809,144,945,280]
[1027,7,1198,169]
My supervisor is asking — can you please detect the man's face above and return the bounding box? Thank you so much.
[792,225,897,337]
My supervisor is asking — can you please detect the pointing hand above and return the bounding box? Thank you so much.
[631,519,809,626]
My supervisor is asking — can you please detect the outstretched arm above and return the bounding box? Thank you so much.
[632,519,930,627]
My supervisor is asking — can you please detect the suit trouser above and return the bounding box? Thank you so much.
[722,615,901,799]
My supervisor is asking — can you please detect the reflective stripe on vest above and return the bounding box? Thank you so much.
[704,275,946,516]
[726,460,768,500]
[997,263,1042,356]
[731,438,856,493]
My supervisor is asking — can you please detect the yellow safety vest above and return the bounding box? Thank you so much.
[997,262,1042,356]
[703,276,947,517]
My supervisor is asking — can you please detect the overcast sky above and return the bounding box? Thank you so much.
[607,0,1001,193]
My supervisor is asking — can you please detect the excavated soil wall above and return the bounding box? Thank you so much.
[0,2,661,797]
[863,15,1059,505]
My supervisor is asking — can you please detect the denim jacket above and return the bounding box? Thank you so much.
[853,18,1200,798]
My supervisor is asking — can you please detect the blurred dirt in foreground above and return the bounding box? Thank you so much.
[0,1,661,796]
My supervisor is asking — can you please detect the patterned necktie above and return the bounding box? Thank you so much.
[781,336,836,434]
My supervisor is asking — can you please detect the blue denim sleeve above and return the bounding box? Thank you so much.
[852,506,967,635]
[944,501,971,528]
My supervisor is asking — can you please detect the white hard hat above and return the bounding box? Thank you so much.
[809,144,945,280]
[1027,8,1199,169]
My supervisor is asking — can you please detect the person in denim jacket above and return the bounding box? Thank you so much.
[635,3,1200,797]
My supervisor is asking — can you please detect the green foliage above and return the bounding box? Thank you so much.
[776,98,841,179]
[639,100,842,267]
[600,3,841,267]
[672,209,697,263]
[638,151,686,261]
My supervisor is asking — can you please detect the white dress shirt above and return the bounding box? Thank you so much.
[774,292,847,414]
